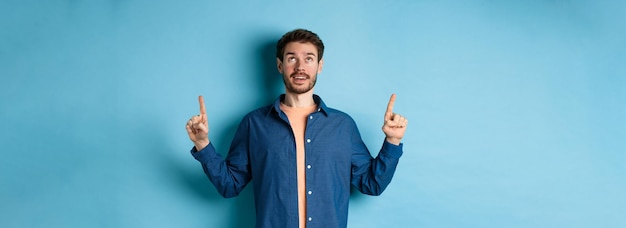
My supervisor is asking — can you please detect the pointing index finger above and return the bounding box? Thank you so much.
[198,95,206,115]
[198,95,207,123]
[385,94,396,120]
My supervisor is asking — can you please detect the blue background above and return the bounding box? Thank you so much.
[1,0,625,227]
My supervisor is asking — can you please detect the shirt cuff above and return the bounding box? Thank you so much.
[190,142,218,163]
[381,140,403,159]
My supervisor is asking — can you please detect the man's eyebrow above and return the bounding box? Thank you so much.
[285,52,317,56]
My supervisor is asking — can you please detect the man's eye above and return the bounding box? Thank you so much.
[306,57,313,62]
[288,57,296,62]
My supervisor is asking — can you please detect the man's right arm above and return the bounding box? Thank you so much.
[185,96,251,197]
[190,118,253,198]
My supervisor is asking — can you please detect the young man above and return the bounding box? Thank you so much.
[186,29,408,228]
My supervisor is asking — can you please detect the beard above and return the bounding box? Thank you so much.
[283,72,317,94]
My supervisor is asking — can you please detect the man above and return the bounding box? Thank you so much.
[186,29,408,228]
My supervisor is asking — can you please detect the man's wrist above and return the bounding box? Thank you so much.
[385,137,401,146]
[194,140,210,152]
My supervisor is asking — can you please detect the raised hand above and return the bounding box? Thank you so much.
[382,94,408,145]
[186,95,210,150]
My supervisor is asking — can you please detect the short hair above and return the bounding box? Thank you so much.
[276,29,324,62]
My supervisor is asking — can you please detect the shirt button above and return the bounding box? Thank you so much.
[308,191,312,195]
[307,165,311,169]
[306,139,311,143]
[308,217,312,222]
[309,116,313,120]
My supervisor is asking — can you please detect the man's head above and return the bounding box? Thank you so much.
[276,29,324,62]
[276,29,325,95]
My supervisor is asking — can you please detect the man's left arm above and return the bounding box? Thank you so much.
[351,94,408,195]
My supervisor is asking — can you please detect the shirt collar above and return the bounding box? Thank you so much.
[269,94,329,116]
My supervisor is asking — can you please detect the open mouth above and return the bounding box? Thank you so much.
[291,73,309,83]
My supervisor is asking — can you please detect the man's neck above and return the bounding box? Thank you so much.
[282,91,316,108]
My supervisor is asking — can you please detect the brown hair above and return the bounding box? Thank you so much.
[276,29,324,62]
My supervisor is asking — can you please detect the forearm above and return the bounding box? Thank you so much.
[352,140,403,195]
[190,143,248,198]
[371,140,403,193]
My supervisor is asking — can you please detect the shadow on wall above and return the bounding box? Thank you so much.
[251,34,284,106]
[164,35,282,228]
[224,35,283,228]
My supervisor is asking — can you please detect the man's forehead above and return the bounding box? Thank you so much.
[284,42,318,55]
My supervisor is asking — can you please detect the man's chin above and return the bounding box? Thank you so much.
[286,86,314,95]
[283,78,316,94]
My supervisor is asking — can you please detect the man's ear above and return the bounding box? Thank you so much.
[277,57,283,74]
[317,58,324,73]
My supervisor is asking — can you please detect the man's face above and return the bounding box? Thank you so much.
[277,42,324,95]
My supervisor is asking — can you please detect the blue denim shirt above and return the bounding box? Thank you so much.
[191,94,403,228]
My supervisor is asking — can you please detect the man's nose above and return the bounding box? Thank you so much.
[295,61,304,71]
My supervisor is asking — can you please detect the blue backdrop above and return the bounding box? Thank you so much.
[1,1,625,227]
